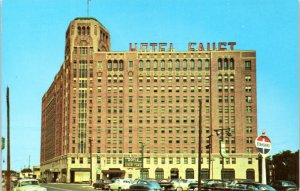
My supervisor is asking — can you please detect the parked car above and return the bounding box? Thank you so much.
[271,180,298,191]
[109,179,134,190]
[158,179,173,191]
[232,182,276,191]
[93,179,112,190]
[171,179,195,191]
[202,179,224,188]
[187,180,206,191]
[129,179,161,191]
[13,178,47,191]
[227,179,255,188]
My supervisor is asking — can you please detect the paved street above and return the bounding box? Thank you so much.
[41,183,95,191]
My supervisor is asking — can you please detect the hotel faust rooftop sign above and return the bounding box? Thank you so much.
[129,42,236,52]
[123,157,142,168]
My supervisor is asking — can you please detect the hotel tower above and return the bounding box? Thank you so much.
[41,17,258,183]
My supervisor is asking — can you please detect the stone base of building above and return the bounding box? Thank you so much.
[40,153,259,183]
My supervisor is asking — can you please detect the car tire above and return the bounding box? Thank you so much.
[193,188,198,191]
[176,187,183,191]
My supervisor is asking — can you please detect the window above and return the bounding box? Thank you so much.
[246,137,253,143]
[146,60,151,71]
[153,60,158,70]
[168,60,173,70]
[205,59,210,70]
[230,58,235,70]
[246,96,252,103]
[246,126,253,133]
[245,86,252,92]
[224,58,228,70]
[222,169,235,180]
[218,58,222,70]
[246,106,252,113]
[248,158,253,164]
[183,60,187,70]
[190,59,195,70]
[246,116,253,123]
[161,60,165,71]
[139,60,143,71]
[197,59,202,70]
[232,158,236,164]
[175,60,180,70]
[246,169,255,181]
[245,75,251,82]
[230,74,234,82]
[247,147,253,154]
[155,168,164,180]
[184,157,188,164]
[129,61,133,68]
[197,76,202,82]
[218,75,222,82]
[245,61,251,70]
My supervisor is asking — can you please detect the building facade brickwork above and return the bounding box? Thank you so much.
[41,17,258,183]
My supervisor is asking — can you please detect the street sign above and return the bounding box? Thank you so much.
[255,135,272,155]
[220,141,228,158]
[123,157,142,168]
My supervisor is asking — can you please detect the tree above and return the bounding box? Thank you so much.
[271,150,299,184]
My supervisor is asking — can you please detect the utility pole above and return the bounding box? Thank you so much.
[139,142,145,179]
[198,100,202,191]
[206,134,212,179]
[6,87,11,191]
[89,138,93,185]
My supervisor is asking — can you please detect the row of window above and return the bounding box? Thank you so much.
[70,156,255,165]
[217,58,235,70]
[137,59,211,71]
[75,59,251,73]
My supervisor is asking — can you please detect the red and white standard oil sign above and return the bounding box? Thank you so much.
[255,135,272,155]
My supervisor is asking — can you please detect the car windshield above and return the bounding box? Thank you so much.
[20,180,39,186]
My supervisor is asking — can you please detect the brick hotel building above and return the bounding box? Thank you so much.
[40,17,258,183]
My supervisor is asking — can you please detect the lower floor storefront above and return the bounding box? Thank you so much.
[40,153,259,183]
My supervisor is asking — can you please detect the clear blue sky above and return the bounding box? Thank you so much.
[1,0,299,171]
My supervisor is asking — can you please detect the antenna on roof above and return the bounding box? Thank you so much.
[87,0,91,17]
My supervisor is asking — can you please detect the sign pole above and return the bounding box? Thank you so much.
[255,130,271,184]
[262,155,266,184]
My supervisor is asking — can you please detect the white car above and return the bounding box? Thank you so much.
[13,178,47,191]
[171,179,195,191]
[109,179,133,190]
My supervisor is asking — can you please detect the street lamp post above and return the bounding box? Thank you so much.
[214,128,231,186]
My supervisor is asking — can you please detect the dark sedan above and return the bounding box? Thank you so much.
[232,182,276,191]
[271,180,298,191]
[93,179,112,190]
